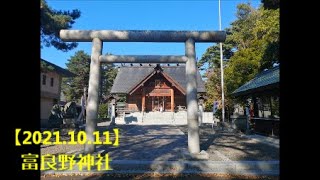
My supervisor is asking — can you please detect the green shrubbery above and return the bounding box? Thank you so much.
[214,109,222,120]
[98,103,109,121]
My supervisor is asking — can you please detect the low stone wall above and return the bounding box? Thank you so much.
[115,112,218,125]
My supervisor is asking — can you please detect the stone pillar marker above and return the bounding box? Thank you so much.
[84,38,103,153]
[110,99,116,126]
[199,104,204,126]
[185,38,200,154]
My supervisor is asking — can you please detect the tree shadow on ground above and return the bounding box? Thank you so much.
[123,115,138,124]
[41,123,279,180]
[81,173,279,180]
[89,124,278,179]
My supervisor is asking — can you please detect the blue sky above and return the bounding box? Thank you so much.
[41,0,261,68]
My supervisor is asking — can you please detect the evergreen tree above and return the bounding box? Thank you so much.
[62,51,90,101]
[199,2,279,111]
[62,51,118,103]
[41,0,81,52]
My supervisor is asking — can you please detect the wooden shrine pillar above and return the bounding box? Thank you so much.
[142,87,145,112]
[171,89,174,112]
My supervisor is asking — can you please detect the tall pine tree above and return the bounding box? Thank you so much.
[41,0,81,52]
[62,51,90,101]
[199,2,279,111]
[62,51,118,103]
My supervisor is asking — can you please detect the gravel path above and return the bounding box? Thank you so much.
[41,123,279,162]
[42,173,279,180]
[104,125,188,161]
[176,124,279,161]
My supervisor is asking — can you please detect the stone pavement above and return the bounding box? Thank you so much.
[104,125,188,161]
[243,134,279,148]
[41,123,279,177]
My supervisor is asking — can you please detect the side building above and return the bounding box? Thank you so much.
[40,59,74,127]
[232,65,279,136]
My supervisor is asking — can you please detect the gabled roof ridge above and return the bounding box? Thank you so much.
[161,71,186,95]
[255,65,279,78]
[41,58,75,77]
[110,65,206,94]
[128,70,157,95]
[232,66,279,96]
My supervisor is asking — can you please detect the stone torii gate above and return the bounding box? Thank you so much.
[60,30,226,154]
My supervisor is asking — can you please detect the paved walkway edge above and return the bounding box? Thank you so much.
[41,160,279,176]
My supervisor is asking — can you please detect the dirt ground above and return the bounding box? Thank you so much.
[176,124,279,161]
[42,173,279,180]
